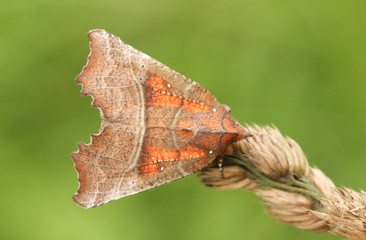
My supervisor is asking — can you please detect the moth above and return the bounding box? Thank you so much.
[72,29,246,208]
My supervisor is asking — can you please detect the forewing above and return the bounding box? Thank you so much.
[73,29,219,208]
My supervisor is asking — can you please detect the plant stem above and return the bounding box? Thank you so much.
[287,175,322,197]
[225,153,323,200]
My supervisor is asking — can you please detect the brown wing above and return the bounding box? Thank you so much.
[72,29,220,208]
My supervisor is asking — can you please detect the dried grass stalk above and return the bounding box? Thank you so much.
[256,188,328,232]
[311,188,366,239]
[199,124,366,239]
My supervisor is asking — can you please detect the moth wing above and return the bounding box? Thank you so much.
[73,29,219,208]
[73,123,216,208]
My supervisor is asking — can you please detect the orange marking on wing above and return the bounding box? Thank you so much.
[146,76,211,113]
[176,119,196,139]
[144,145,207,163]
[149,93,183,107]
[148,92,211,114]
[140,163,161,173]
[147,76,169,90]
[177,130,194,139]
[180,145,206,159]
[145,147,180,163]
[183,99,211,113]
[194,158,208,168]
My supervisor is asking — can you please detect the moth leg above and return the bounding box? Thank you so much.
[218,158,224,179]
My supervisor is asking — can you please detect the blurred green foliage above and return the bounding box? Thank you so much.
[1,0,366,239]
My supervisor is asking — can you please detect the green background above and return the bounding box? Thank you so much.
[1,0,365,239]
